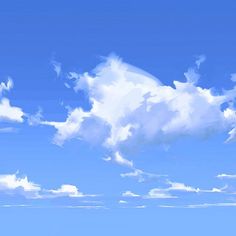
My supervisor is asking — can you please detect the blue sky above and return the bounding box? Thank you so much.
[1,0,236,235]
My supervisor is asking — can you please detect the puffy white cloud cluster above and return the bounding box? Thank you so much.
[0,173,96,199]
[0,173,41,199]
[41,56,236,150]
[0,78,24,123]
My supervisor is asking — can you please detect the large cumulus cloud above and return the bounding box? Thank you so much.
[41,56,236,149]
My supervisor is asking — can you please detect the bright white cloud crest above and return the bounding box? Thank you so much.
[0,78,24,123]
[0,173,96,199]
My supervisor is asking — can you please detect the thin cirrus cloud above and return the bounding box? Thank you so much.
[159,202,236,208]
[51,59,62,78]
[122,180,226,200]
[216,173,236,179]
[0,173,97,199]
[103,151,165,182]
[122,190,140,197]
[120,168,166,183]
[40,55,236,153]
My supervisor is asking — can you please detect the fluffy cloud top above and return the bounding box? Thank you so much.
[48,184,81,197]
[0,173,41,199]
[0,173,96,199]
[0,98,24,123]
[0,79,24,123]
[41,56,236,149]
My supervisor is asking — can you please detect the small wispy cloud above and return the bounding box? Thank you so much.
[216,173,236,179]
[0,127,17,133]
[195,54,206,69]
[159,202,236,208]
[114,152,133,168]
[145,188,177,199]
[51,60,62,78]
[0,78,13,95]
[119,200,128,204]
[122,190,140,198]
[121,168,166,183]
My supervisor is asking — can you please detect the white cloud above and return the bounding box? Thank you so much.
[46,184,83,198]
[134,205,146,208]
[216,173,236,179]
[121,168,165,182]
[0,98,24,123]
[27,108,43,126]
[114,152,133,168]
[0,173,41,199]
[166,180,226,194]
[141,180,226,200]
[67,72,79,80]
[195,55,206,69]
[145,188,177,199]
[122,190,140,197]
[64,205,106,209]
[0,78,13,95]
[119,200,128,204]
[0,173,97,199]
[0,79,24,123]
[121,169,145,181]
[230,73,236,82]
[0,127,17,133]
[167,181,200,193]
[41,108,90,146]
[41,55,236,150]
[51,60,62,77]
[159,202,236,208]
[0,204,31,208]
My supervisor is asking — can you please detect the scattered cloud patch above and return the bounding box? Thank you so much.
[145,188,177,199]
[102,156,112,162]
[119,200,128,204]
[121,168,165,183]
[217,173,236,179]
[134,205,146,209]
[114,152,133,168]
[230,73,236,82]
[122,190,140,197]
[0,173,41,199]
[159,202,236,208]
[0,98,24,123]
[0,78,13,95]
[195,55,206,69]
[167,181,200,193]
[0,127,17,133]
[0,79,24,124]
[51,60,62,78]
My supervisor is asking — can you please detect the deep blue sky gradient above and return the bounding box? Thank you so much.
[1,0,236,235]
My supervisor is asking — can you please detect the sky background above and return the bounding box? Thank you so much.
[1,0,236,235]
